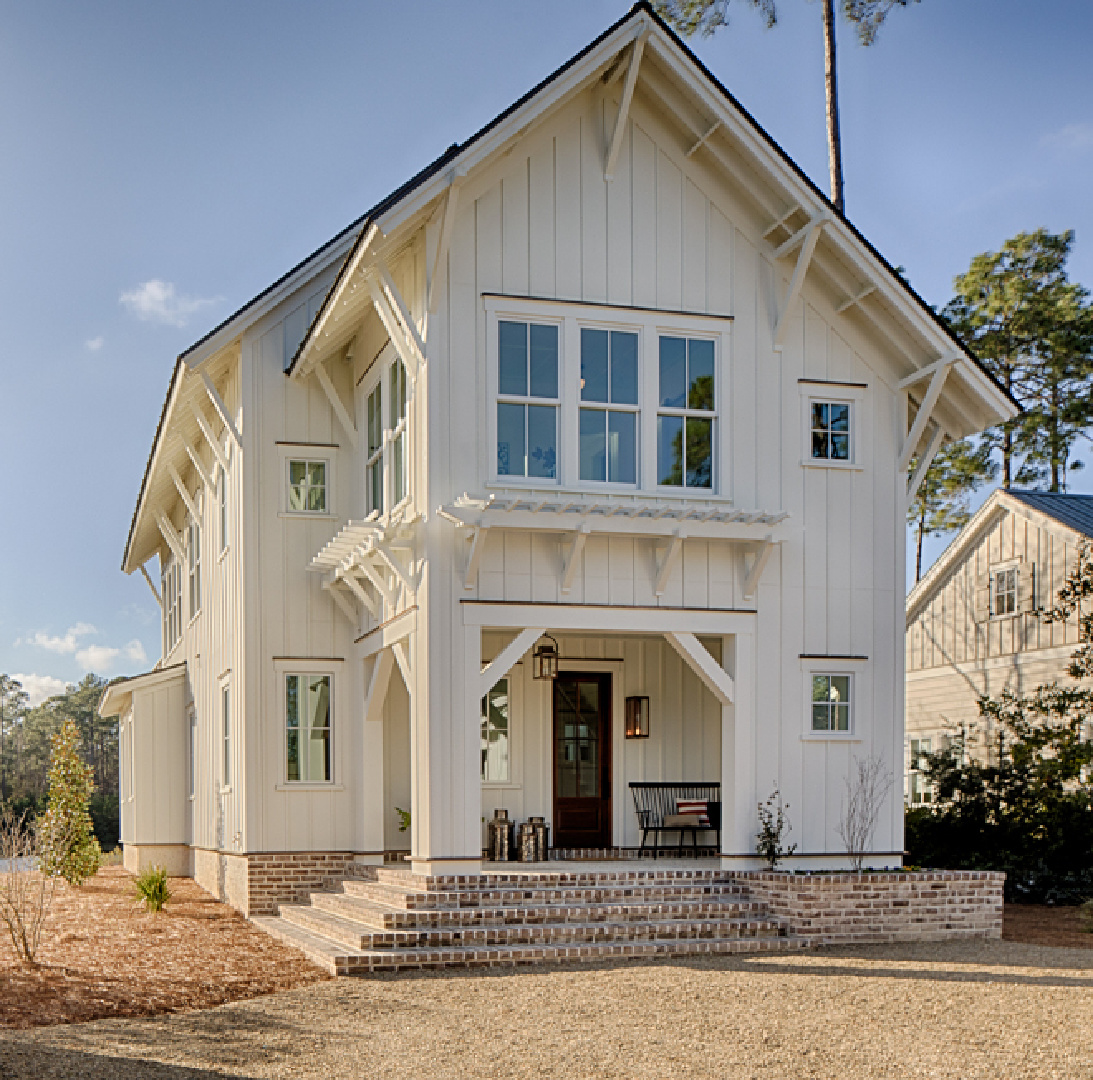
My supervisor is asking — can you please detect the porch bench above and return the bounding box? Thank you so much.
[629,781,721,858]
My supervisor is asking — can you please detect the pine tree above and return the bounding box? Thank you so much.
[39,720,101,886]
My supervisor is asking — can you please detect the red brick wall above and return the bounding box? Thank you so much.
[245,852,357,916]
[735,870,1004,945]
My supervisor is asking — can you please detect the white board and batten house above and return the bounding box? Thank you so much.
[905,489,1093,803]
[99,3,1017,914]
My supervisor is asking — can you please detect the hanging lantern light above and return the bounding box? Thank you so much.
[625,695,650,738]
[532,634,560,680]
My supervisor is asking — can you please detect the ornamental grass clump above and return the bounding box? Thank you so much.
[39,719,101,887]
[134,865,171,912]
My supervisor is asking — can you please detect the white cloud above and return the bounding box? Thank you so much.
[124,640,147,663]
[9,674,68,707]
[119,279,221,328]
[25,622,97,655]
[85,335,105,352]
[1042,121,1093,152]
[75,644,119,671]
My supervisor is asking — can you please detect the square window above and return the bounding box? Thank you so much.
[810,674,852,733]
[809,400,853,462]
[288,459,327,513]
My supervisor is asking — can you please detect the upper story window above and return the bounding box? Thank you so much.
[366,382,383,515]
[657,336,715,489]
[580,329,638,484]
[811,673,851,732]
[810,400,852,462]
[163,554,182,654]
[187,518,201,619]
[993,566,1017,616]
[218,459,229,554]
[496,320,559,479]
[288,459,327,513]
[365,355,410,517]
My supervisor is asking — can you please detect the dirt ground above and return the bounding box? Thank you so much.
[1005,902,1093,949]
[0,868,328,1028]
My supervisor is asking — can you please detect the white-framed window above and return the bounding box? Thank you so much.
[285,673,332,783]
[657,335,716,489]
[163,554,182,654]
[496,319,560,480]
[799,381,866,469]
[287,459,328,513]
[992,566,1017,616]
[188,705,197,801]
[124,713,134,802]
[362,349,411,518]
[908,737,933,805]
[810,673,851,732]
[219,459,229,554]
[221,681,231,789]
[187,518,201,619]
[481,678,510,783]
[366,381,383,515]
[579,328,639,484]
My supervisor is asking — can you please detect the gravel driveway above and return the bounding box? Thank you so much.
[3,939,1092,1079]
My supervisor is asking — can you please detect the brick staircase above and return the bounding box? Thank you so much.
[253,863,805,975]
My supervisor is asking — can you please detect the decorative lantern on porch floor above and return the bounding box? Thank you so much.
[532,634,560,679]
[625,695,650,738]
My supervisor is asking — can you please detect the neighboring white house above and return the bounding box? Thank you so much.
[100,3,1017,914]
[905,489,1093,802]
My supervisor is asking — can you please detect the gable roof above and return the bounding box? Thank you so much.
[907,489,1093,625]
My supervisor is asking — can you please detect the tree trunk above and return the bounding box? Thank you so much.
[915,512,926,583]
[822,0,844,213]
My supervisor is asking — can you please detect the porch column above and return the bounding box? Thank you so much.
[357,651,392,866]
[723,630,757,866]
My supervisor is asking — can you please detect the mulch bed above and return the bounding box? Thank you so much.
[0,867,329,1029]
[1003,902,1093,949]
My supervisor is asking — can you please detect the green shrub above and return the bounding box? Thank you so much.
[39,720,101,886]
[1080,900,1093,933]
[755,787,796,870]
[134,865,171,912]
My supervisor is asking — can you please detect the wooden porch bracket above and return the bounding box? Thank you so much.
[167,463,200,524]
[324,578,359,625]
[773,215,826,352]
[392,640,413,689]
[463,524,489,590]
[340,571,379,620]
[478,627,546,699]
[356,555,395,610]
[376,258,427,361]
[654,530,685,596]
[604,27,649,181]
[182,435,214,492]
[314,359,359,449]
[897,352,960,391]
[190,402,229,472]
[664,631,734,706]
[371,541,414,598]
[367,274,420,379]
[906,423,946,503]
[139,562,162,607]
[560,524,591,594]
[896,356,958,474]
[364,648,395,726]
[427,169,465,313]
[742,534,774,600]
[201,372,242,448]
[155,510,185,563]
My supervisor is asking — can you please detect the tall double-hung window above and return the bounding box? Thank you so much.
[286,673,332,783]
[657,336,715,488]
[187,519,201,618]
[579,329,638,484]
[163,555,182,653]
[496,320,558,479]
[365,357,409,516]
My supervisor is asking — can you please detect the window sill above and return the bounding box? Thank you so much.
[278,512,339,521]
[800,459,865,472]
[800,733,862,742]
[219,785,232,794]
[274,783,344,792]
[482,782,521,790]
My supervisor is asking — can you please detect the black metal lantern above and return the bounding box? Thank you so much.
[625,695,650,738]
[532,634,560,679]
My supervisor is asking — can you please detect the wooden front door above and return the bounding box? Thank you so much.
[552,673,612,849]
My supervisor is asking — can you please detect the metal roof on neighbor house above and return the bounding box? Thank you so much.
[1006,490,1093,540]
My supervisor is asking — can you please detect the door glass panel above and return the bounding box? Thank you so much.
[555,678,603,802]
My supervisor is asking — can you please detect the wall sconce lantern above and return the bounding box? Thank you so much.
[625,695,650,738]
[532,634,560,680]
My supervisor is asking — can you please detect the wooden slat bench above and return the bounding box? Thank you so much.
[629,781,721,858]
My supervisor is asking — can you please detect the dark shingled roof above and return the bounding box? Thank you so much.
[1007,490,1093,539]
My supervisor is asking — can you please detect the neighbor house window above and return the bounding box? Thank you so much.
[221,683,231,788]
[286,674,332,783]
[993,567,1017,616]
[908,738,933,805]
[811,674,851,732]
[580,328,638,484]
[481,679,510,783]
[496,320,558,479]
[219,461,228,553]
[287,459,327,513]
[163,555,182,653]
[809,400,852,461]
[187,518,201,618]
[657,336,715,488]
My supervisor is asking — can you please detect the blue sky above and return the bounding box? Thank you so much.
[1,0,1091,702]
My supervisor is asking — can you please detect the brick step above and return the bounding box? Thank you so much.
[370,865,738,890]
[342,877,748,911]
[255,914,807,977]
[280,901,786,952]
[312,888,766,932]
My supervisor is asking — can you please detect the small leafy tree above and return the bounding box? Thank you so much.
[756,787,797,869]
[39,720,101,887]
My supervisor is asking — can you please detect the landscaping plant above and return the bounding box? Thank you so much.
[0,810,56,963]
[134,865,171,912]
[39,719,101,887]
[755,787,796,869]
[838,754,893,871]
